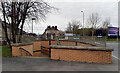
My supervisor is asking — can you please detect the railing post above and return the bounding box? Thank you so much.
[49,47,51,57]
[105,36,106,47]
[76,42,77,46]
[49,39,51,45]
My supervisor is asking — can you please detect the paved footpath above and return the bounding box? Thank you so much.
[2,56,118,71]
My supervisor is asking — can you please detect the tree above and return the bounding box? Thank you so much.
[102,17,112,29]
[66,22,72,33]
[65,20,81,34]
[101,17,112,37]
[0,0,54,47]
[87,13,101,37]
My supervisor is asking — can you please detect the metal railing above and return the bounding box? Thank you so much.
[58,36,106,47]
[19,48,32,56]
[16,35,42,43]
[16,35,106,47]
[78,36,106,47]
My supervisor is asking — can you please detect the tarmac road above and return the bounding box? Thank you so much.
[107,41,119,72]
[106,41,119,59]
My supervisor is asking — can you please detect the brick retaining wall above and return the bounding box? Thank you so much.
[12,44,33,56]
[33,41,41,51]
[12,40,113,64]
[50,45,113,64]
[37,40,93,55]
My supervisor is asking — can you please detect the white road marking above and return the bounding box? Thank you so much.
[112,55,120,60]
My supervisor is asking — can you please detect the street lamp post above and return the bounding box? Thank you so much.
[32,18,35,33]
[81,11,84,40]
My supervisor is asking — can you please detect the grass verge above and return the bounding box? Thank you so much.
[107,39,120,41]
[0,45,12,57]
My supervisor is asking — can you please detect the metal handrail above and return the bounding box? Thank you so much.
[19,48,32,56]
[41,46,50,49]
[33,50,41,53]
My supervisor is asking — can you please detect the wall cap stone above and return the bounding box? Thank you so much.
[50,45,114,51]
[11,43,33,46]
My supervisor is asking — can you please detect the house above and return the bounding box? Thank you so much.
[42,26,62,39]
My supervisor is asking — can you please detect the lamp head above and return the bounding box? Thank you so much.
[81,11,83,12]
[32,18,36,20]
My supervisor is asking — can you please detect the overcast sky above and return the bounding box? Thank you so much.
[24,0,119,34]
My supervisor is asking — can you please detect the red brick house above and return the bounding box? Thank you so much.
[42,26,61,39]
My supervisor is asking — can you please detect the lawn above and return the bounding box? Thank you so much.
[107,39,120,41]
[0,45,12,57]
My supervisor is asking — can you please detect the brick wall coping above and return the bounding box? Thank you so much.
[50,45,114,51]
[11,43,33,46]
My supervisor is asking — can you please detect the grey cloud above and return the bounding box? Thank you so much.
[24,2,118,34]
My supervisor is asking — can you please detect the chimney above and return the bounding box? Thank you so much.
[55,26,57,30]
[47,26,51,29]
[52,26,54,29]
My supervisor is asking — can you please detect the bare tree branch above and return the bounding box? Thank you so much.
[87,12,101,37]
[0,0,55,43]
[66,20,81,34]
